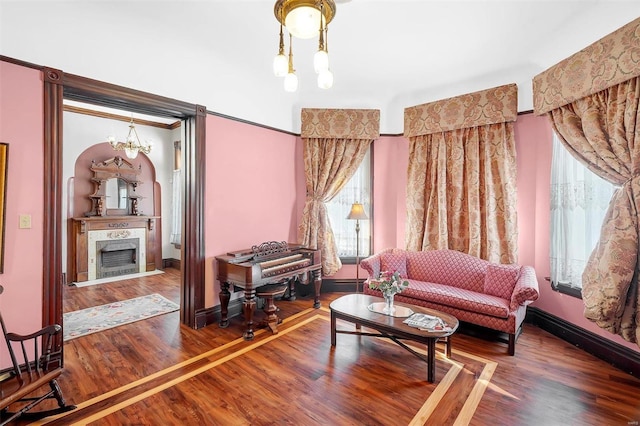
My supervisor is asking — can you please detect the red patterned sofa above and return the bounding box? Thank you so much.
[361,248,539,355]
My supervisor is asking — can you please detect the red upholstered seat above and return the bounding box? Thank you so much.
[361,248,539,355]
[402,280,510,319]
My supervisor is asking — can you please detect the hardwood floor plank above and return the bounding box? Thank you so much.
[17,269,640,425]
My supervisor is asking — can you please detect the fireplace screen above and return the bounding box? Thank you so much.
[96,238,140,279]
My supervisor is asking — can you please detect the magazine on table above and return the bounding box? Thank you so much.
[403,313,452,332]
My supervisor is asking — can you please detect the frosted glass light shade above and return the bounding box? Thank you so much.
[314,49,329,73]
[125,147,139,159]
[284,72,298,92]
[285,6,322,39]
[318,69,333,89]
[273,53,288,77]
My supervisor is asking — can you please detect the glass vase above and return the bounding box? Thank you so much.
[383,292,395,315]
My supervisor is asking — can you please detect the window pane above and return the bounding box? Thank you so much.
[550,133,616,289]
[326,148,371,258]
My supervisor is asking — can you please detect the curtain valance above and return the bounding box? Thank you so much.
[403,84,517,138]
[533,17,640,115]
[301,108,380,139]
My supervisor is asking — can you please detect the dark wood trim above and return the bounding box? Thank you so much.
[42,68,64,364]
[40,68,206,343]
[527,307,640,377]
[0,55,43,71]
[163,258,181,270]
[63,104,179,130]
[62,73,196,119]
[195,297,244,330]
[550,280,583,299]
[320,279,358,294]
[208,111,298,136]
[181,105,207,328]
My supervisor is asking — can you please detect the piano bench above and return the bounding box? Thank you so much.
[256,284,288,334]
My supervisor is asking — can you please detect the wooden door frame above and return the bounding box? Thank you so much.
[42,68,207,346]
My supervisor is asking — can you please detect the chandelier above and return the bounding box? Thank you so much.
[273,0,336,92]
[107,116,152,160]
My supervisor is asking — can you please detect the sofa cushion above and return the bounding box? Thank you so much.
[484,263,520,300]
[380,252,408,278]
[402,280,510,319]
[406,249,487,293]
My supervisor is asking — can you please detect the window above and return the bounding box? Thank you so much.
[326,147,372,261]
[550,132,617,297]
[170,140,182,247]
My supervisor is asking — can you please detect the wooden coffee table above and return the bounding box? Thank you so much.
[330,293,459,383]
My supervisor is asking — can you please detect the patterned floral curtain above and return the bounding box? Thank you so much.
[547,80,640,343]
[403,84,519,263]
[298,109,380,276]
[533,17,640,344]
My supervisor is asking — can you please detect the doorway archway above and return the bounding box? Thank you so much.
[42,68,207,353]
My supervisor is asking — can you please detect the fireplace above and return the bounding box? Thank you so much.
[69,216,159,283]
[96,238,140,279]
[86,227,147,281]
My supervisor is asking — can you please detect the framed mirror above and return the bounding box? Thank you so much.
[105,177,128,211]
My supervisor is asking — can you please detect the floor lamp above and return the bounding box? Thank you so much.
[347,202,368,293]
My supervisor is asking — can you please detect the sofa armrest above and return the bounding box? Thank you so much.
[360,248,396,280]
[510,265,539,311]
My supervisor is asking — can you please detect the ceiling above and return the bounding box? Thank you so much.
[1,1,639,133]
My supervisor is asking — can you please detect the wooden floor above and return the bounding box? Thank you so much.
[18,268,640,425]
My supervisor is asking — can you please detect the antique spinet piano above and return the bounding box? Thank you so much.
[216,241,322,340]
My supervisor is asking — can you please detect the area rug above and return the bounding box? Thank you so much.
[63,294,179,341]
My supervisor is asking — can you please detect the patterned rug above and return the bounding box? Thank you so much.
[64,294,179,341]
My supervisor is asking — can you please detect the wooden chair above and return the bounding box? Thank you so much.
[0,286,75,424]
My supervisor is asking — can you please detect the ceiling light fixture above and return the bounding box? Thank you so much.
[273,0,336,91]
[107,116,152,160]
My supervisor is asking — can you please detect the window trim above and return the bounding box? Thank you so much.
[546,277,583,299]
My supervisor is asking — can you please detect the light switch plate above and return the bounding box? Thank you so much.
[19,214,31,229]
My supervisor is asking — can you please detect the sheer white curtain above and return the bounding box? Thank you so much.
[326,148,371,258]
[170,169,182,245]
[550,133,616,289]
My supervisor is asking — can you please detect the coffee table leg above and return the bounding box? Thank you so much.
[427,339,435,383]
[331,310,337,346]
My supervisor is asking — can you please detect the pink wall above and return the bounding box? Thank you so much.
[2,58,636,356]
[204,115,302,306]
[0,62,44,337]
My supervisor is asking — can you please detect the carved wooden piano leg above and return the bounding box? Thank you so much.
[312,269,322,308]
[287,277,297,301]
[219,282,231,328]
[243,289,257,341]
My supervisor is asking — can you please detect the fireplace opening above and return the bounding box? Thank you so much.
[96,238,140,279]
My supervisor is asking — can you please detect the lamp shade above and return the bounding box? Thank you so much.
[314,49,329,73]
[273,53,288,76]
[347,202,368,220]
[274,0,336,39]
[285,6,322,39]
[317,68,333,89]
